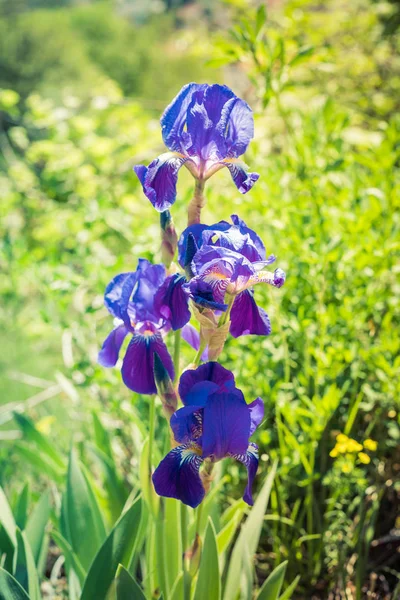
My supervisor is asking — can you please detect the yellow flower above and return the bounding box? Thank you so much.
[336,433,348,443]
[358,452,371,465]
[341,462,352,474]
[363,439,377,452]
[346,439,363,453]
[330,447,339,458]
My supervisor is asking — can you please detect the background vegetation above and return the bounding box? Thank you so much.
[0,0,399,598]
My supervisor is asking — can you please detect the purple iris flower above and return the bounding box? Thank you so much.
[152,362,264,508]
[134,83,259,212]
[178,215,286,338]
[98,259,191,394]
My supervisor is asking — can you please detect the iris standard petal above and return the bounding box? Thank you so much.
[230,290,271,338]
[104,272,138,323]
[134,152,191,212]
[154,273,191,331]
[152,443,205,508]
[230,214,266,260]
[131,259,166,323]
[222,160,259,194]
[201,227,263,263]
[170,405,203,444]
[248,397,264,436]
[98,324,128,368]
[161,83,203,152]
[222,98,255,158]
[121,332,174,395]
[202,391,250,460]
[179,362,236,404]
[234,443,259,506]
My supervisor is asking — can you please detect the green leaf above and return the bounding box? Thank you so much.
[13,413,65,469]
[217,501,245,555]
[13,529,41,600]
[115,564,146,600]
[289,45,314,67]
[0,567,30,600]
[14,484,30,530]
[163,498,181,594]
[13,442,65,484]
[255,4,267,36]
[194,519,220,600]
[0,486,17,547]
[92,412,113,459]
[169,572,184,600]
[25,490,51,566]
[65,448,107,570]
[256,561,288,600]
[51,530,86,587]
[223,461,277,600]
[279,575,300,600]
[81,497,142,600]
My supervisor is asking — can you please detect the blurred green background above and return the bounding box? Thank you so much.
[1,0,399,598]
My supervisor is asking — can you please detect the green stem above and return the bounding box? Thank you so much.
[193,340,207,366]
[218,294,234,327]
[174,329,181,381]
[148,394,156,476]
[195,502,203,536]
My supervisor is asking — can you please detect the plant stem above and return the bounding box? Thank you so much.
[188,179,206,226]
[148,394,156,477]
[193,340,207,366]
[173,329,181,381]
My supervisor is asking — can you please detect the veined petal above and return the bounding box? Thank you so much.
[134,152,191,212]
[217,97,254,158]
[131,259,166,323]
[161,83,203,153]
[230,290,271,338]
[179,362,236,405]
[202,391,250,460]
[248,397,264,436]
[247,267,286,289]
[104,272,138,323]
[170,406,203,444]
[154,273,190,331]
[178,221,231,268]
[234,442,259,506]
[152,443,205,508]
[222,159,259,194]
[230,214,266,260]
[98,324,128,367]
[121,332,174,395]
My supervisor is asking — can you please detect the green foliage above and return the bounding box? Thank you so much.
[0,0,399,598]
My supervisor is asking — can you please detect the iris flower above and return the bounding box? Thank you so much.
[179,215,286,338]
[134,83,259,212]
[152,362,264,508]
[98,259,191,394]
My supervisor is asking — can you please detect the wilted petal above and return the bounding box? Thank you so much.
[202,391,250,460]
[154,273,190,331]
[248,397,264,436]
[179,361,236,404]
[222,160,259,194]
[98,324,128,367]
[134,152,191,212]
[152,443,205,508]
[234,443,259,506]
[121,332,174,395]
[230,290,271,338]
